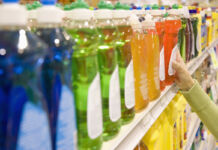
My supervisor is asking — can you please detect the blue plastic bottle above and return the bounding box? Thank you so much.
[35,1,77,150]
[0,0,52,150]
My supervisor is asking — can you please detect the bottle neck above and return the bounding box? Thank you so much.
[95,18,115,28]
[113,18,130,26]
[0,25,27,31]
[36,22,62,28]
[65,19,95,29]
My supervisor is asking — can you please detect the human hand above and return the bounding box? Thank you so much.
[172,51,195,91]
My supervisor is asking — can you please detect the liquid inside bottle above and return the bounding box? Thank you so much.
[164,13,181,85]
[35,1,77,149]
[113,7,135,125]
[95,3,121,141]
[66,12,103,149]
[130,15,149,112]
[0,1,52,150]
[142,16,160,101]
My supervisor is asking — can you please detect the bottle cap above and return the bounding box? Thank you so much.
[73,0,89,9]
[0,0,27,26]
[37,0,64,23]
[142,13,155,27]
[98,0,113,10]
[129,14,141,29]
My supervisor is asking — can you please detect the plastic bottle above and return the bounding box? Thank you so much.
[142,120,161,150]
[192,7,202,55]
[35,0,77,150]
[164,5,182,85]
[206,8,213,46]
[130,14,149,112]
[150,4,166,91]
[178,7,188,62]
[201,10,207,50]
[113,2,135,125]
[95,0,121,141]
[0,0,52,149]
[65,0,103,149]
[189,8,199,58]
[142,14,160,101]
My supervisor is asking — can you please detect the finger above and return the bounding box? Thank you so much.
[172,61,182,71]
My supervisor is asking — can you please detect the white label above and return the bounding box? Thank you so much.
[87,73,103,139]
[56,85,77,150]
[17,102,52,150]
[124,60,135,109]
[109,65,121,122]
[168,44,178,76]
[139,73,148,100]
[196,32,201,52]
[159,47,165,81]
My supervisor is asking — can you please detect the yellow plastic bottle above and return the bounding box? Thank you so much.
[142,120,161,150]
[206,10,213,46]
[160,111,171,150]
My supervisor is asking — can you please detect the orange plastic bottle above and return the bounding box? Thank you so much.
[151,8,166,91]
[130,15,149,112]
[142,15,160,101]
[164,10,182,85]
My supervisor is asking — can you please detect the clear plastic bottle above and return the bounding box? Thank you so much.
[150,4,166,91]
[95,0,121,141]
[141,14,160,101]
[0,0,52,149]
[113,2,135,125]
[164,5,182,85]
[130,14,149,112]
[35,0,77,150]
[65,0,103,149]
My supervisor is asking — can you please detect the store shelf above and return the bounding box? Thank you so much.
[184,114,201,150]
[102,39,218,150]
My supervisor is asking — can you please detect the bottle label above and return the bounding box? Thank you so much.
[139,73,148,100]
[56,85,77,150]
[168,44,178,76]
[17,102,52,150]
[125,60,135,109]
[109,65,121,122]
[159,47,165,81]
[196,31,201,52]
[87,73,103,139]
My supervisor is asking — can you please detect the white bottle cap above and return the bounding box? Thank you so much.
[69,8,93,20]
[0,4,27,26]
[37,6,64,23]
[129,13,141,29]
[94,9,112,19]
[142,13,155,27]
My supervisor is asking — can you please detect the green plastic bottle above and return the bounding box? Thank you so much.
[113,2,135,125]
[95,0,121,141]
[65,0,103,149]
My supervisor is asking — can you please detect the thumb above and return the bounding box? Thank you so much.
[172,61,183,73]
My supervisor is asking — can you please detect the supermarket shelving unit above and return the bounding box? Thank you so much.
[102,39,218,150]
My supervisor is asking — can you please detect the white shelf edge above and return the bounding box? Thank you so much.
[101,39,218,150]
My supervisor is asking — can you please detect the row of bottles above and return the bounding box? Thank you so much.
[1,0,218,150]
[134,94,190,150]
